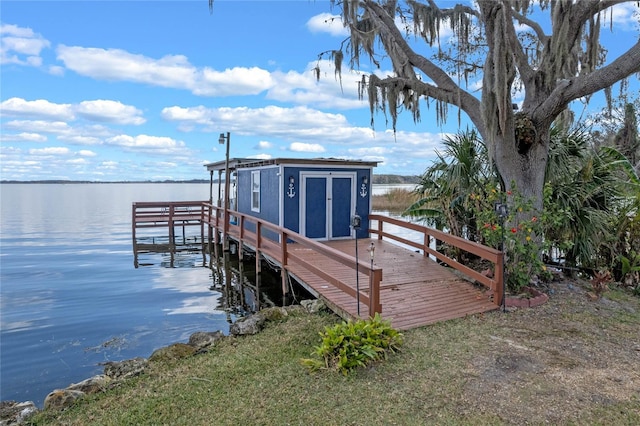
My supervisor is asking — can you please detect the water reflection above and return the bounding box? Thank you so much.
[134,238,287,323]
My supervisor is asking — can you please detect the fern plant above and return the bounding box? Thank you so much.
[300,313,403,375]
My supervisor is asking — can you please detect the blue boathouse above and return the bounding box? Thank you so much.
[205,158,378,241]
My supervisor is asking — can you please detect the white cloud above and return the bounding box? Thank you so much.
[268,63,366,110]
[0,132,47,142]
[306,13,348,37]
[77,150,97,157]
[161,105,212,124]
[99,161,118,170]
[608,2,640,30]
[290,142,325,153]
[55,44,362,109]
[348,146,391,156]
[49,65,65,76]
[247,153,272,160]
[59,135,102,145]
[29,147,70,155]
[1,97,145,125]
[67,158,88,165]
[56,46,273,97]
[0,24,50,67]
[161,104,380,145]
[76,100,145,125]
[105,134,188,155]
[196,67,274,96]
[57,46,196,90]
[5,119,72,134]
[0,98,74,121]
[256,141,272,149]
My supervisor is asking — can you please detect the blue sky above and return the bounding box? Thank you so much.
[1,1,638,181]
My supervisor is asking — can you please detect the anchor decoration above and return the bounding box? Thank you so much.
[287,176,296,198]
[360,175,369,198]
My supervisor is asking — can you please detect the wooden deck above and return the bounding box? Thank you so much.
[132,201,503,330]
[282,239,497,330]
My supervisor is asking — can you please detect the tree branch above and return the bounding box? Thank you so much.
[536,40,640,121]
[510,7,547,43]
[364,0,483,131]
[502,1,536,85]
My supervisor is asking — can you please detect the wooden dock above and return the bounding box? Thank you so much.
[132,201,503,330]
[291,239,498,330]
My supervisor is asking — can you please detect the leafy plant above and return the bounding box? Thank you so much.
[590,270,612,298]
[300,313,403,375]
[619,251,640,295]
[471,185,547,292]
[405,128,493,239]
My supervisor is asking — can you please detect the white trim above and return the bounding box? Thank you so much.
[278,165,284,228]
[251,170,260,212]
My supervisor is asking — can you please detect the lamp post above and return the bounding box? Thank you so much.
[494,200,509,313]
[351,213,362,316]
[219,132,231,251]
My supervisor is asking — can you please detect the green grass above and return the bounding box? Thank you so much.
[28,284,640,426]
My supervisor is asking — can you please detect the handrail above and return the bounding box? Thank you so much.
[203,202,383,317]
[368,214,504,306]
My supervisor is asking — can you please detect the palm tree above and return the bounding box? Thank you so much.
[405,129,494,241]
[544,126,639,272]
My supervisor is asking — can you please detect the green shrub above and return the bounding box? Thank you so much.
[471,185,548,292]
[300,313,403,375]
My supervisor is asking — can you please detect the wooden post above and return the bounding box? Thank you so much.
[369,268,383,317]
[494,251,504,307]
[132,203,138,267]
[168,204,175,254]
[281,230,289,295]
[423,232,429,257]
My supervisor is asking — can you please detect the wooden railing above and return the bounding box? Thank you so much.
[204,203,383,318]
[133,201,502,314]
[132,201,208,246]
[369,214,504,306]
[132,200,208,227]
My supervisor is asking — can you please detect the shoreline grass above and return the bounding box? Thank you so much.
[29,280,640,426]
[371,188,417,213]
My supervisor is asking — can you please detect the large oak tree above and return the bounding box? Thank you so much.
[327,0,640,210]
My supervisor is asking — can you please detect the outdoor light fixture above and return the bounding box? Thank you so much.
[352,212,362,316]
[287,175,296,198]
[494,201,509,218]
[360,175,369,198]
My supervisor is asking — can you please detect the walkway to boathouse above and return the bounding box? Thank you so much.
[132,202,503,330]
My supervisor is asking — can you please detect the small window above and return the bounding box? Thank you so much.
[251,170,260,212]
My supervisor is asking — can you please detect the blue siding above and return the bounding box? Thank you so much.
[283,167,299,233]
[237,167,280,241]
[354,170,370,239]
[237,164,372,240]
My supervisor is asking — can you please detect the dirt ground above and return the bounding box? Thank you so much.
[459,279,640,424]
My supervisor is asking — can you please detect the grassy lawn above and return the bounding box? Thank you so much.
[31,279,639,425]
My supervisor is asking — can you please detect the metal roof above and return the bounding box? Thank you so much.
[204,157,379,172]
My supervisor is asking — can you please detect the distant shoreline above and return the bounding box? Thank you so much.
[1,175,421,185]
[0,180,211,184]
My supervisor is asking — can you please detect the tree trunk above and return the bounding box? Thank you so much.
[488,110,549,213]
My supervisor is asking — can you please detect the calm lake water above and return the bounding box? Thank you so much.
[0,182,419,407]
